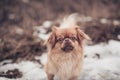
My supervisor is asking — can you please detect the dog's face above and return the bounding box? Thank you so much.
[47,26,89,53]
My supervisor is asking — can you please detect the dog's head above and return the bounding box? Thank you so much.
[47,26,89,53]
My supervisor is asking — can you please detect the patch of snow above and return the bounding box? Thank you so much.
[38,33,50,40]
[33,25,50,40]
[19,61,47,80]
[100,18,108,24]
[0,63,19,73]
[39,28,47,34]
[35,53,47,65]
[107,40,120,56]
[33,26,46,34]
[113,20,120,25]
[81,57,120,80]
[0,77,18,80]
[84,57,120,71]
[82,40,120,80]
[43,21,52,28]
[0,61,47,80]
[0,60,12,66]
[84,40,120,58]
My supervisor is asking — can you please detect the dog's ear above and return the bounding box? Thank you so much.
[76,27,90,44]
[47,26,58,48]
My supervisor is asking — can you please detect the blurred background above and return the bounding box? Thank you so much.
[0,0,120,80]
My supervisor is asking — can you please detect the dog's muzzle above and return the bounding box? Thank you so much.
[61,38,74,52]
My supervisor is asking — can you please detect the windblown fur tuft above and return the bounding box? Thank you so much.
[60,13,79,28]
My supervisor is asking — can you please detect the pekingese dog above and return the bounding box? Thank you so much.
[45,16,89,80]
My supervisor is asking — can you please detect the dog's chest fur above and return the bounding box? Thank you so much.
[49,52,82,79]
[56,54,75,76]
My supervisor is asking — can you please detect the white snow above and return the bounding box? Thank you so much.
[0,78,18,80]
[81,40,120,80]
[38,33,50,40]
[113,20,120,25]
[33,26,51,40]
[0,60,12,66]
[33,26,47,34]
[35,53,48,65]
[100,18,108,24]
[42,21,52,28]
[84,40,120,58]
[0,61,47,80]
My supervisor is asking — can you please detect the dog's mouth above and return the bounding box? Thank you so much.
[61,45,74,52]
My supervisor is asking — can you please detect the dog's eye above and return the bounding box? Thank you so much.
[57,37,63,42]
[71,35,76,40]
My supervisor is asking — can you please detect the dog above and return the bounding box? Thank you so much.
[45,15,90,80]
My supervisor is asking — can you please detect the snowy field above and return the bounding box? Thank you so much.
[0,40,120,80]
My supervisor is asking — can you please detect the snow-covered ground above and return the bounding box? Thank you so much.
[0,40,120,80]
[81,40,120,80]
